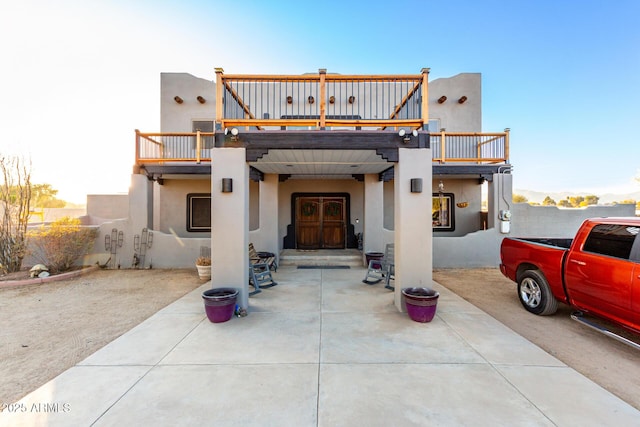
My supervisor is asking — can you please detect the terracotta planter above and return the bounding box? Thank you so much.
[402,287,439,323]
[202,288,239,323]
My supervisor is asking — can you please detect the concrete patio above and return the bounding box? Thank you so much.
[1,266,638,426]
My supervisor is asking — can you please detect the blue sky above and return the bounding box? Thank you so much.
[1,0,638,203]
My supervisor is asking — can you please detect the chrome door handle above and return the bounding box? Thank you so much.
[569,259,586,266]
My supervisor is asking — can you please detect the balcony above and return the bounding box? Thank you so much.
[215,68,429,131]
[135,70,509,176]
[135,129,509,167]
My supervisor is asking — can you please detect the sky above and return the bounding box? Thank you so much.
[1,0,639,204]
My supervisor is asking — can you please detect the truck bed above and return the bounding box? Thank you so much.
[516,238,573,249]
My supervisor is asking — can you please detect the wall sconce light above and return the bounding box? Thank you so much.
[329,95,335,104]
[348,95,356,104]
[197,96,206,104]
[410,178,423,193]
[286,96,293,104]
[221,178,233,193]
[174,96,183,104]
[398,129,418,143]
[458,96,467,104]
[308,96,315,104]
[437,96,447,104]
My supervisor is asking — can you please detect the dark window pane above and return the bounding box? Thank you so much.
[583,224,637,259]
[187,193,211,232]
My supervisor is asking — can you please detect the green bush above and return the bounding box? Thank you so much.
[28,217,98,273]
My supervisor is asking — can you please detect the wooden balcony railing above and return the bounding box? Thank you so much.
[430,128,510,164]
[135,130,213,164]
[215,68,429,130]
[135,130,509,166]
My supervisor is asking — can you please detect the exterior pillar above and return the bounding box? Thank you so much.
[259,173,279,261]
[393,148,433,311]
[128,174,150,232]
[211,147,250,309]
[363,174,384,255]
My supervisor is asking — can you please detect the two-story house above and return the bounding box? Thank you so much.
[125,68,512,310]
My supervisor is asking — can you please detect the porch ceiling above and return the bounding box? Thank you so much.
[249,149,391,177]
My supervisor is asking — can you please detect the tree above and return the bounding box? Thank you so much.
[568,196,584,207]
[542,196,556,206]
[584,195,599,206]
[513,194,528,203]
[28,217,98,273]
[31,183,66,208]
[0,155,32,273]
[557,199,571,208]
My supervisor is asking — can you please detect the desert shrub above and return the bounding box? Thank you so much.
[28,217,98,273]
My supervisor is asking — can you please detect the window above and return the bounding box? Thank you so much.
[582,224,638,260]
[192,121,214,149]
[187,193,211,232]
[432,193,455,232]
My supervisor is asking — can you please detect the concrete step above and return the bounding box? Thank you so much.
[279,249,364,267]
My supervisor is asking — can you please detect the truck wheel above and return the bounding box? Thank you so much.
[517,270,558,315]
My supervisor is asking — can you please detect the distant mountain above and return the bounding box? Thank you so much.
[514,189,640,205]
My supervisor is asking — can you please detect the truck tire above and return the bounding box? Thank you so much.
[517,270,558,316]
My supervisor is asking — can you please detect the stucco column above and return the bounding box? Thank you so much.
[363,174,384,255]
[259,173,279,260]
[211,147,250,309]
[393,147,433,311]
[128,174,150,232]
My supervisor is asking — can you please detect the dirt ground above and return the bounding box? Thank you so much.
[0,268,204,407]
[1,267,639,411]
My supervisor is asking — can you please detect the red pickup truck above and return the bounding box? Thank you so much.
[500,217,640,340]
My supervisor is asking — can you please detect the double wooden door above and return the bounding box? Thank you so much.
[296,196,346,249]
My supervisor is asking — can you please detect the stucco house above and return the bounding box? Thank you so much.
[81,67,634,310]
[111,68,513,309]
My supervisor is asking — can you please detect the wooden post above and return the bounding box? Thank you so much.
[196,130,201,164]
[504,128,510,162]
[319,68,327,129]
[440,128,446,163]
[421,68,430,130]
[215,68,224,130]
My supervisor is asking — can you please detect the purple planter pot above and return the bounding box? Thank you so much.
[202,288,239,323]
[402,287,439,323]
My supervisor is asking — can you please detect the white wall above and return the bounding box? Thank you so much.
[433,203,636,268]
[86,194,128,220]
[156,179,211,237]
[429,73,481,132]
[161,73,216,133]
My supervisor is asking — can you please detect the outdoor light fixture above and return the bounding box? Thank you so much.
[197,96,206,104]
[410,178,423,193]
[224,127,239,142]
[174,96,183,104]
[286,96,293,104]
[329,95,335,104]
[308,96,315,104]
[398,129,418,143]
[221,178,233,193]
[437,96,447,104]
[458,96,467,104]
[348,95,356,104]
